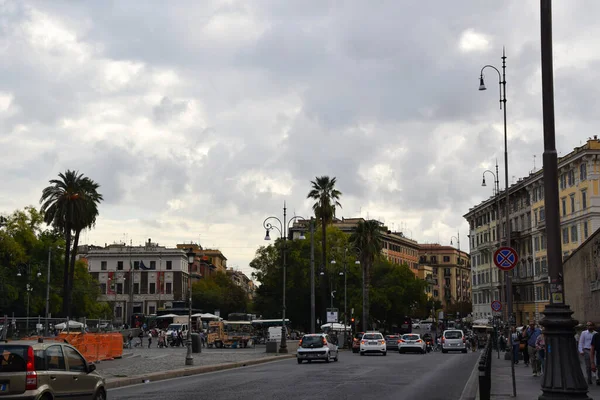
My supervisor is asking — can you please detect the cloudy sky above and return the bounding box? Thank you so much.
[1,1,597,278]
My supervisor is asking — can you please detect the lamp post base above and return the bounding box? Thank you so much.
[539,304,590,400]
[279,343,288,354]
[185,339,194,366]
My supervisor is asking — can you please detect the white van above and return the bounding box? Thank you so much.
[166,323,189,338]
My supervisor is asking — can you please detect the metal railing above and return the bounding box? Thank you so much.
[478,334,493,400]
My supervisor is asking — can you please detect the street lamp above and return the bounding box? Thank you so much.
[539,2,589,398]
[332,247,361,335]
[185,248,195,366]
[263,202,306,353]
[479,48,516,397]
[483,162,504,321]
[17,264,40,336]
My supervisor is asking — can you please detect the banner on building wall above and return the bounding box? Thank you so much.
[157,271,165,294]
[107,271,115,294]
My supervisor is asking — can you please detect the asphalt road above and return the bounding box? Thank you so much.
[109,348,479,400]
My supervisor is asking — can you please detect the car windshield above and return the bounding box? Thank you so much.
[402,334,420,341]
[363,334,382,340]
[0,345,28,372]
[385,335,399,340]
[167,324,182,331]
[301,336,324,347]
[354,333,364,339]
[445,331,463,339]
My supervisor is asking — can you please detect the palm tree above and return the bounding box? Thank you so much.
[307,176,342,323]
[40,170,103,317]
[350,219,382,331]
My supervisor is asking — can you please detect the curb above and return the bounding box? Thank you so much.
[459,357,480,400]
[105,354,295,389]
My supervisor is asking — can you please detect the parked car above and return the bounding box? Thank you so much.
[398,333,426,354]
[0,339,106,399]
[360,332,386,356]
[351,332,365,353]
[297,334,339,363]
[441,329,468,353]
[385,335,401,351]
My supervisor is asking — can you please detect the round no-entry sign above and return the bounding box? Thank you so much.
[491,300,502,312]
[493,246,519,271]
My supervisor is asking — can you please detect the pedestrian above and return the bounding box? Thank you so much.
[536,332,545,376]
[511,326,520,364]
[579,321,597,385]
[138,329,144,348]
[127,332,133,349]
[527,322,542,377]
[590,326,600,386]
[520,325,530,366]
[199,331,205,348]
[148,331,152,348]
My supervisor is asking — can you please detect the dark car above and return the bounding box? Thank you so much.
[351,332,365,353]
[385,335,401,351]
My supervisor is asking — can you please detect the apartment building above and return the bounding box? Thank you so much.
[464,136,600,325]
[418,244,471,311]
[85,239,190,324]
[227,268,256,300]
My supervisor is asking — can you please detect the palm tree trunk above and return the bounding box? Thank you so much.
[68,229,81,317]
[63,228,72,317]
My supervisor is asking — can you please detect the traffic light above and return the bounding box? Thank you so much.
[350,318,355,325]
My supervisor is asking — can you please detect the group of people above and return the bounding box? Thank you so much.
[126,328,207,348]
[510,322,545,377]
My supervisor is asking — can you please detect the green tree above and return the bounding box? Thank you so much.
[71,259,112,318]
[350,219,383,331]
[40,170,103,317]
[191,272,249,317]
[307,176,342,323]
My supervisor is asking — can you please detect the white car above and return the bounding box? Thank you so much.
[412,322,421,329]
[441,329,467,353]
[360,331,386,356]
[297,334,339,363]
[398,333,426,354]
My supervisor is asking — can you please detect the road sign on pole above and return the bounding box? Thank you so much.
[493,246,519,271]
[491,300,502,312]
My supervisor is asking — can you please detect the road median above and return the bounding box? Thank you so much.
[106,353,295,389]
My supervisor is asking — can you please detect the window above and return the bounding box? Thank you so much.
[45,345,66,371]
[571,225,578,242]
[166,261,172,270]
[115,306,122,318]
[64,346,86,373]
[149,283,156,294]
[562,228,569,244]
[581,163,588,180]
[101,261,107,271]
[166,282,172,294]
[568,169,575,186]
[133,283,139,294]
[431,256,437,263]
[570,194,575,214]
[117,261,123,270]
[582,190,587,209]
[116,283,123,294]
[584,221,589,239]
[150,261,156,270]
[540,207,545,221]
[561,198,567,216]
[134,261,140,270]
[149,306,156,315]
[560,174,566,189]
[443,256,450,262]
[100,283,106,294]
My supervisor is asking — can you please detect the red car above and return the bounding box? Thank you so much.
[352,332,365,353]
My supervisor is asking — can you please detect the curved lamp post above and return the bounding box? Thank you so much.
[263,202,306,353]
[17,264,41,336]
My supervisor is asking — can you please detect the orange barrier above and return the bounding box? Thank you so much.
[58,332,123,362]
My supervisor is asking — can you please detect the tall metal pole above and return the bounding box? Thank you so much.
[538,1,589,398]
[280,203,288,353]
[185,254,193,365]
[344,249,347,333]
[45,248,51,336]
[26,285,30,335]
[310,218,316,334]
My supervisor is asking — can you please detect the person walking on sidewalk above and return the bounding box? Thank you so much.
[590,328,600,385]
[579,321,597,384]
[519,325,530,366]
[527,322,542,377]
[536,332,546,376]
[511,326,520,364]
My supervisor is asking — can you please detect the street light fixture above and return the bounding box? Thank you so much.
[185,248,195,366]
[479,48,515,397]
[539,2,589,398]
[263,202,306,353]
[16,264,39,336]
[331,246,361,338]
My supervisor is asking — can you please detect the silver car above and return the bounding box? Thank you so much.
[441,329,467,353]
[297,334,339,363]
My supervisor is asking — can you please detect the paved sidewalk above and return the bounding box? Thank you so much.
[487,355,600,399]
[96,344,293,387]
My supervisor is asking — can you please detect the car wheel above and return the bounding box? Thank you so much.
[325,354,331,363]
[462,349,468,354]
[360,352,365,356]
[334,353,339,362]
[382,351,387,356]
[93,388,106,400]
[422,349,426,354]
[442,349,448,354]
[297,358,302,364]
